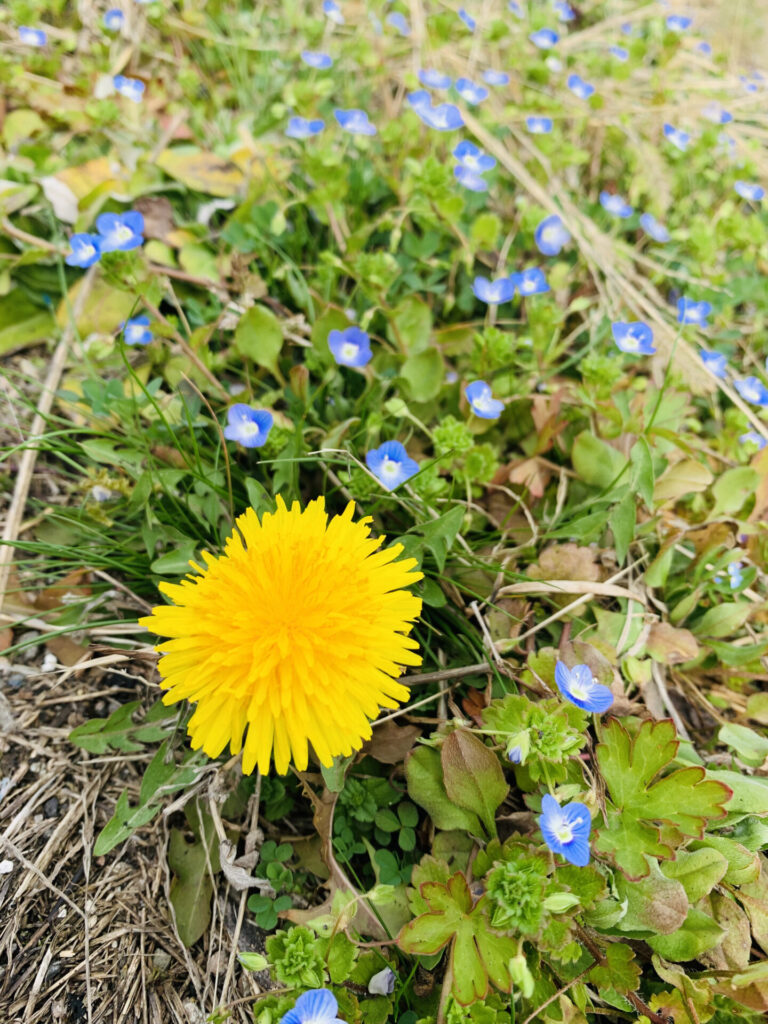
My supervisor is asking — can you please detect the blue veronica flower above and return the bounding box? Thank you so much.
[677,297,712,326]
[600,191,633,218]
[740,430,767,449]
[609,45,629,61]
[735,181,765,201]
[734,376,768,406]
[18,26,47,46]
[555,661,614,713]
[727,562,744,589]
[407,89,432,109]
[666,15,692,32]
[113,75,145,102]
[472,276,516,305]
[554,1,576,22]
[639,212,670,242]
[699,349,727,378]
[663,123,691,152]
[740,75,758,94]
[453,140,496,173]
[368,968,396,997]
[411,100,464,131]
[701,102,732,124]
[365,440,419,491]
[301,50,333,69]
[322,0,344,25]
[103,9,125,30]
[697,41,712,56]
[508,0,524,16]
[454,166,489,192]
[529,28,559,49]
[386,12,411,36]
[121,315,153,346]
[611,320,656,355]
[286,116,325,138]
[458,8,476,31]
[223,404,273,448]
[418,68,452,89]
[621,21,633,35]
[65,233,101,268]
[513,267,550,296]
[280,988,346,1024]
[507,745,523,764]
[334,108,377,135]
[455,78,489,105]
[96,211,145,252]
[328,326,372,367]
[567,74,595,100]
[526,115,553,134]
[483,69,510,86]
[465,380,504,419]
[534,214,571,256]
[545,55,564,73]
[539,794,591,867]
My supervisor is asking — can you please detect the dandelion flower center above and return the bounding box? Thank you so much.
[139,496,423,775]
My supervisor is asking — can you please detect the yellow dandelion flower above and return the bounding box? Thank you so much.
[139,496,423,775]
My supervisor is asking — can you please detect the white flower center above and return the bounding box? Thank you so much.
[340,342,358,362]
[569,679,593,700]
[472,391,494,413]
[81,244,95,259]
[115,224,133,242]
[381,458,399,476]
[542,226,558,243]
[240,420,260,437]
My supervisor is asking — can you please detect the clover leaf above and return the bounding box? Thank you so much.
[397,871,517,1005]
[595,719,732,879]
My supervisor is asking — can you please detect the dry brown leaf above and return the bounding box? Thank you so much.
[0,628,12,653]
[646,622,700,665]
[35,569,91,611]
[134,195,176,241]
[531,542,602,583]
[45,634,89,667]
[461,686,487,726]
[362,719,421,764]
[503,457,552,499]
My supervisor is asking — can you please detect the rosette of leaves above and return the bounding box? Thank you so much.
[481,693,587,784]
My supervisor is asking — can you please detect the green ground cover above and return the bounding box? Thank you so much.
[3,1,768,1022]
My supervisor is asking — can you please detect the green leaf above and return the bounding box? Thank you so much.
[415,506,465,572]
[694,602,752,639]
[234,304,283,375]
[388,296,432,354]
[630,437,655,509]
[571,432,627,490]
[660,848,728,902]
[326,932,358,984]
[614,870,688,935]
[238,952,268,971]
[398,873,514,1007]
[704,770,768,819]
[609,491,636,565]
[711,466,759,517]
[718,723,768,767]
[168,827,215,946]
[399,348,443,402]
[69,700,176,754]
[595,719,732,878]
[688,836,760,886]
[587,943,641,995]
[441,730,509,837]
[405,747,484,835]
[647,908,725,962]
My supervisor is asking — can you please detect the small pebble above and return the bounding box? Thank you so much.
[41,652,59,673]
[43,796,60,818]
[0,859,13,874]
[6,673,25,689]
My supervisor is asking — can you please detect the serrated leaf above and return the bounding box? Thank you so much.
[588,943,641,994]
[398,873,515,1006]
[441,730,508,837]
[595,719,732,878]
